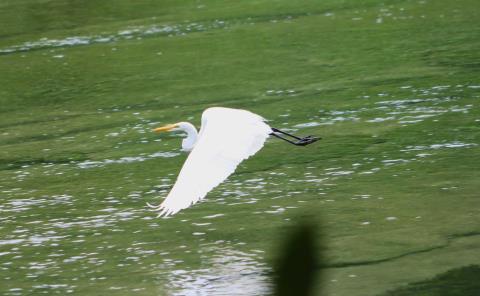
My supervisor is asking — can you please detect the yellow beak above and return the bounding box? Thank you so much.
[153,123,178,133]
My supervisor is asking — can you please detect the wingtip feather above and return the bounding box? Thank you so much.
[146,201,160,209]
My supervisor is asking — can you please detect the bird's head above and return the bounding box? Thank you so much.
[153,122,198,152]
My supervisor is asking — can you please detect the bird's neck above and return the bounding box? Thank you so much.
[180,122,198,152]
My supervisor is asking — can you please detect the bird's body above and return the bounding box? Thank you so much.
[151,107,271,216]
[150,107,319,217]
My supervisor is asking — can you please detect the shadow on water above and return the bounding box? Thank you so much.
[271,222,480,296]
[380,265,480,296]
[272,219,324,296]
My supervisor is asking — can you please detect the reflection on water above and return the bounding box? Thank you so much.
[0,20,228,55]
[294,85,474,130]
[166,244,270,296]
[77,151,180,169]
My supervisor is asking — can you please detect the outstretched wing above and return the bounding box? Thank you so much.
[157,107,271,217]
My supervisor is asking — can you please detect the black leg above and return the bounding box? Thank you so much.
[270,127,321,146]
[271,127,302,140]
[270,132,298,145]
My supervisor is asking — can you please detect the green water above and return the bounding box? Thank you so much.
[1,0,479,295]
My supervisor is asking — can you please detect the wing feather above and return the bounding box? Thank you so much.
[157,107,271,216]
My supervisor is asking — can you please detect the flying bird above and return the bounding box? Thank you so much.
[148,107,319,217]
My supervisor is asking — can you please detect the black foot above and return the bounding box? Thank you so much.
[270,128,321,146]
[294,135,321,146]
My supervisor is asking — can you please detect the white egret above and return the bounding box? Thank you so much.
[148,107,319,217]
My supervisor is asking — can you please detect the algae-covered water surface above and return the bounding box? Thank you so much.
[1,0,479,295]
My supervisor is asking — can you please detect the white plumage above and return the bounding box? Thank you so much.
[150,107,272,217]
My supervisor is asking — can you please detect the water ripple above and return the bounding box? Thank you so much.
[0,20,227,54]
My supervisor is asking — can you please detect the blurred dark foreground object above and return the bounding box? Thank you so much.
[272,221,323,296]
